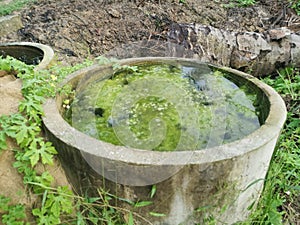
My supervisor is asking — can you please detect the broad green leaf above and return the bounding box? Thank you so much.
[35,172,54,188]
[15,128,28,145]
[30,153,40,168]
[57,186,73,214]
[32,207,45,217]
[44,194,55,209]
[50,200,60,217]
[24,140,57,167]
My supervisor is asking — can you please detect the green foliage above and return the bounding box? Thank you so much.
[24,140,57,167]
[0,0,37,16]
[0,195,11,212]
[32,186,73,225]
[236,0,256,6]
[0,56,93,224]
[290,0,300,15]
[134,201,153,208]
[247,67,300,224]
[95,56,139,76]
[0,57,58,168]
[76,189,128,224]
[0,117,8,150]
[222,0,256,7]
[264,67,300,101]
[5,114,41,147]
[0,55,93,154]
[0,195,29,225]
[150,185,157,198]
[0,56,154,224]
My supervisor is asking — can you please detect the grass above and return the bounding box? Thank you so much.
[220,0,256,8]
[247,67,300,224]
[290,0,300,16]
[221,0,300,12]
[234,0,256,7]
[0,0,37,17]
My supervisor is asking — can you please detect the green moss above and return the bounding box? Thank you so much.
[68,62,261,151]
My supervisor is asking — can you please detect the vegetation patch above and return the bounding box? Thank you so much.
[221,0,256,8]
[0,0,37,16]
[0,56,167,224]
[290,0,300,15]
[246,67,300,224]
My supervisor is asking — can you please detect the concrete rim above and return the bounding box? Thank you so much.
[42,57,287,166]
[0,42,54,70]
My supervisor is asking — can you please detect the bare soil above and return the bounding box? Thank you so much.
[0,0,299,223]
[1,0,299,64]
[0,75,28,205]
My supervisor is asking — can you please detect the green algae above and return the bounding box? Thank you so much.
[67,62,261,151]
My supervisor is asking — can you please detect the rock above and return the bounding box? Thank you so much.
[0,70,8,77]
[266,28,291,40]
[169,23,300,76]
[0,15,23,37]
[107,8,121,18]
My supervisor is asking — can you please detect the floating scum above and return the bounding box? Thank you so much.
[70,61,260,151]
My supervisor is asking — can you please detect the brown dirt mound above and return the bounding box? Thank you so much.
[1,0,299,64]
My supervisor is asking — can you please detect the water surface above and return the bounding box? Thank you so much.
[66,62,261,151]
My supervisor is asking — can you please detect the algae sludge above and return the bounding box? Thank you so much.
[66,62,262,151]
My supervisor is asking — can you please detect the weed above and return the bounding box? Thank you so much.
[221,0,256,7]
[0,56,89,224]
[0,0,37,16]
[290,0,300,15]
[247,67,300,224]
[31,185,73,224]
[0,195,29,225]
[96,55,138,76]
[264,67,300,102]
[0,56,156,224]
